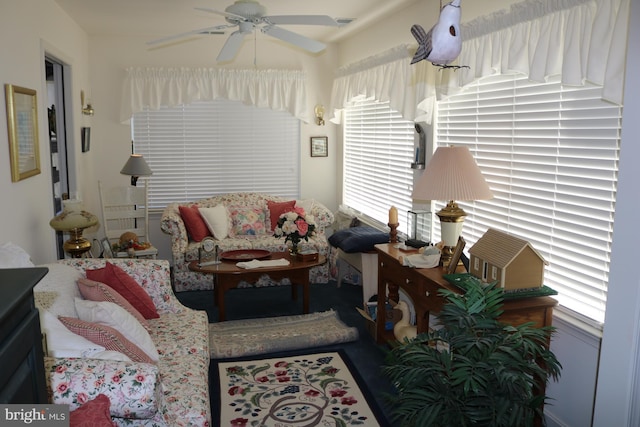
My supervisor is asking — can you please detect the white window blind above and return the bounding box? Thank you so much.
[132,100,300,209]
[437,74,622,325]
[343,98,414,230]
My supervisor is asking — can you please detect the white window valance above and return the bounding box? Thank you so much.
[330,0,628,123]
[447,0,630,105]
[120,67,309,123]
[329,45,445,125]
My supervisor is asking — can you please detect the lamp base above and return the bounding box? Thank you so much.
[63,229,92,258]
[436,200,467,268]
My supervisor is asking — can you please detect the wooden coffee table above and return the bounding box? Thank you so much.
[189,251,326,321]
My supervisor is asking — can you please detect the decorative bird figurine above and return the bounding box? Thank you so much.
[410,0,467,69]
[393,300,417,342]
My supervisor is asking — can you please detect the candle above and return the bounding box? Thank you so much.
[389,206,398,224]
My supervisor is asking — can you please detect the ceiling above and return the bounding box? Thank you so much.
[54,0,421,45]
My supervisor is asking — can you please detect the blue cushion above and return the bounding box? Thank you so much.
[328,226,389,253]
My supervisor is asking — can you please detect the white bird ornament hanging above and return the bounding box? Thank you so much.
[410,0,468,70]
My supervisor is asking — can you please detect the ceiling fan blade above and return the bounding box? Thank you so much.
[147,25,229,46]
[195,7,247,22]
[217,31,246,62]
[262,25,326,53]
[265,15,339,26]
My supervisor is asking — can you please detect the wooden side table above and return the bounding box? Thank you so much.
[374,243,557,342]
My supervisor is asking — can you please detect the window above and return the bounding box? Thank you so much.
[343,97,415,230]
[437,74,622,326]
[132,100,300,210]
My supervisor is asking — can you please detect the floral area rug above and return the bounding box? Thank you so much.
[209,310,359,359]
[215,350,385,427]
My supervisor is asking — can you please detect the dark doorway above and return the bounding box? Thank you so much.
[45,58,70,259]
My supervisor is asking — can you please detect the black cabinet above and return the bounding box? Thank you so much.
[0,267,49,403]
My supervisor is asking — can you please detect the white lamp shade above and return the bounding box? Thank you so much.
[120,154,152,177]
[50,200,99,231]
[412,146,493,201]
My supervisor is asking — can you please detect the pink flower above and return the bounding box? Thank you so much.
[55,365,67,374]
[256,376,269,383]
[330,389,347,397]
[293,207,305,216]
[230,418,248,427]
[77,393,89,404]
[56,383,68,394]
[305,390,320,397]
[295,219,308,236]
[112,375,121,383]
[136,374,146,383]
[341,396,358,405]
[275,361,289,368]
[276,376,291,383]
[228,386,245,396]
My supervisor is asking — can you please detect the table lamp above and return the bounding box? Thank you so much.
[50,200,99,258]
[412,145,493,267]
[120,154,152,186]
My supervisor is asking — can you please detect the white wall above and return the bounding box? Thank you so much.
[0,0,90,264]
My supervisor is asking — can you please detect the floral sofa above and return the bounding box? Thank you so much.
[160,193,334,292]
[34,258,210,426]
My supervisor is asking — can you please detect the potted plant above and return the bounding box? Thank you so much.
[381,281,562,427]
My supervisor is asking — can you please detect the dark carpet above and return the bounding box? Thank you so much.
[176,280,396,426]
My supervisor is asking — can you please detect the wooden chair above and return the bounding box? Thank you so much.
[98,180,158,259]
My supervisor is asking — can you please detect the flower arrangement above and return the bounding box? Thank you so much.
[273,207,316,253]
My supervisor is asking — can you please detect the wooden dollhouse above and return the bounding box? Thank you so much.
[468,228,547,291]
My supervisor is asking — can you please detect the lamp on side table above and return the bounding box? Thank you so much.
[412,146,493,268]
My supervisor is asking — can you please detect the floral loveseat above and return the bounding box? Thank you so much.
[160,193,334,292]
[34,258,210,426]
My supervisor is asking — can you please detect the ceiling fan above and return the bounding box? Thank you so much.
[147,0,349,62]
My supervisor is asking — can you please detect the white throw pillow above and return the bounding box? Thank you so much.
[74,298,159,362]
[0,242,34,268]
[34,263,84,318]
[41,311,106,358]
[296,199,315,216]
[199,205,229,239]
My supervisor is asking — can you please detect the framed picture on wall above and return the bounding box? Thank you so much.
[310,136,328,157]
[5,84,41,182]
[81,127,91,152]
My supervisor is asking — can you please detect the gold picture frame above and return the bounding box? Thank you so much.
[5,84,41,182]
[310,136,328,157]
[447,235,467,274]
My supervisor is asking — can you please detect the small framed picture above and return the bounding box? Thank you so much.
[310,136,328,157]
[101,238,114,258]
[81,127,91,152]
[447,236,466,274]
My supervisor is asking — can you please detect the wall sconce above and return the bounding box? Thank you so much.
[314,104,325,126]
[81,90,94,116]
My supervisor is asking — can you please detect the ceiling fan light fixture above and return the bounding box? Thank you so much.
[225,0,266,21]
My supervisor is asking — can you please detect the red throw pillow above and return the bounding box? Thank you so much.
[70,394,116,427]
[86,262,159,319]
[179,205,210,242]
[267,200,296,231]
